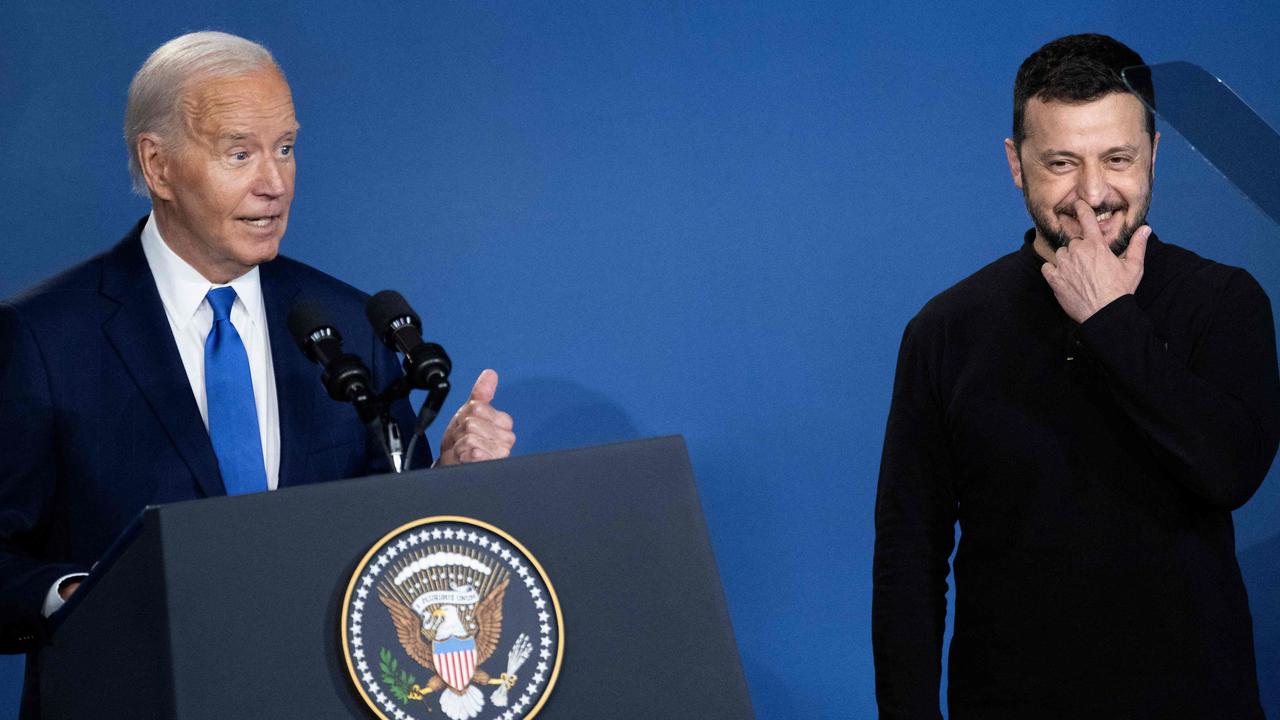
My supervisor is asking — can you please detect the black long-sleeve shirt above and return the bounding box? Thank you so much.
[873,232,1280,720]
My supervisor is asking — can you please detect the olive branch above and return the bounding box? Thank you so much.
[379,647,418,703]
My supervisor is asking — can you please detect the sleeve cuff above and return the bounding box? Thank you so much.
[1077,294,1149,361]
[42,572,89,618]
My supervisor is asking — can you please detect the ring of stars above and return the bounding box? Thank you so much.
[342,517,562,720]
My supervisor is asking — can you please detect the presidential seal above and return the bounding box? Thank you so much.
[341,516,563,720]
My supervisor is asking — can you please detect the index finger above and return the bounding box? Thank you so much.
[457,401,514,430]
[1072,199,1104,246]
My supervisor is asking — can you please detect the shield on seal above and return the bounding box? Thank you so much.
[433,636,478,692]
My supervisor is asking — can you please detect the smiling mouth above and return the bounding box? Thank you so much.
[1058,206,1124,225]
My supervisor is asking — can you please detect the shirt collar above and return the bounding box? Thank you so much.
[1018,227,1045,271]
[140,212,264,328]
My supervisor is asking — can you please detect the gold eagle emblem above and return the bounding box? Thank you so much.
[378,556,519,720]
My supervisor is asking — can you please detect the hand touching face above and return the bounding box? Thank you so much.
[1040,199,1151,323]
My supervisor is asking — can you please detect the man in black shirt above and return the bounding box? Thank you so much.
[873,33,1280,719]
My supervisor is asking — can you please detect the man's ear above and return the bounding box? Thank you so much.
[137,134,175,201]
[1003,138,1023,190]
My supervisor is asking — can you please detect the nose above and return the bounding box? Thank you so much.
[1074,160,1108,208]
[252,155,289,198]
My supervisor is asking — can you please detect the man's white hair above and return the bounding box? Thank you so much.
[124,31,282,195]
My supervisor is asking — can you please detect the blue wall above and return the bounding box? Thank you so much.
[2,3,1278,718]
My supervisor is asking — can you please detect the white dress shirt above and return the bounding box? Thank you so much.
[44,213,282,616]
[138,213,281,488]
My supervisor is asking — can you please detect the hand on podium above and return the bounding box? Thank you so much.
[436,369,516,466]
[41,575,85,618]
[59,580,82,601]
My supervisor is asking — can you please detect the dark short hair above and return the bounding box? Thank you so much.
[1012,33,1155,148]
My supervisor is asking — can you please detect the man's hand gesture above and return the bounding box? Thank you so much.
[1041,199,1150,323]
[436,369,516,466]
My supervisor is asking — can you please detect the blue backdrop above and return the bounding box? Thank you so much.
[2,3,1278,718]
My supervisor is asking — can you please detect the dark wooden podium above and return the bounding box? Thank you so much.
[39,436,754,718]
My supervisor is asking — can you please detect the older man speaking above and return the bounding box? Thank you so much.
[0,31,515,718]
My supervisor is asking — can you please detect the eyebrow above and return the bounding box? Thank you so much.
[1038,144,1140,160]
[218,126,300,142]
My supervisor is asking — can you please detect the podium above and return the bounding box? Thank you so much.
[38,436,753,718]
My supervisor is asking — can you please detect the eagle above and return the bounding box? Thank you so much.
[378,577,515,720]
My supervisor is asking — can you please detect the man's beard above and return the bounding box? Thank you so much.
[1024,186,1150,256]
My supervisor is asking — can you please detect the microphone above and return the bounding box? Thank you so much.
[365,290,451,390]
[287,300,379,421]
[365,290,452,470]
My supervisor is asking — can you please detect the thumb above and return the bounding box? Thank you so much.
[468,368,499,403]
[1124,226,1151,264]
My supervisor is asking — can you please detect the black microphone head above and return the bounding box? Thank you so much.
[366,290,421,339]
[288,299,339,352]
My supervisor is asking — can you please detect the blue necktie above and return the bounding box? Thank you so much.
[204,287,267,495]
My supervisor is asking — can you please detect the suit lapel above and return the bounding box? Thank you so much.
[99,222,226,498]
[260,259,314,488]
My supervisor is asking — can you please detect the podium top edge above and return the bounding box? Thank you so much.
[426,434,689,471]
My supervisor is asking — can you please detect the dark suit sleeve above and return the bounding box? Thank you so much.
[0,303,91,653]
[1078,270,1280,510]
[872,316,955,720]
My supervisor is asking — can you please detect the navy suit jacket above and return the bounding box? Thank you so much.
[0,219,426,712]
